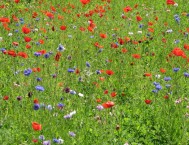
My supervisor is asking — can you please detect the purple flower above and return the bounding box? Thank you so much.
[184,72,189,77]
[24,68,32,76]
[64,114,72,119]
[53,138,59,143]
[67,68,74,73]
[70,90,76,95]
[34,52,41,57]
[57,103,64,109]
[69,131,76,137]
[44,53,50,58]
[96,105,104,110]
[155,84,162,90]
[153,82,160,86]
[43,140,51,145]
[39,135,45,140]
[35,85,44,91]
[86,62,91,67]
[173,68,180,72]
[34,104,40,110]
[57,44,65,51]
[36,77,42,82]
[17,96,22,101]
[164,77,171,81]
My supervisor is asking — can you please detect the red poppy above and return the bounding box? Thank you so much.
[50,6,56,12]
[32,122,42,131]
[17,52,28,58]
[172,47,185,57]
[96,98,102,103]
[32,139,38,143]
[164,95,169,99]
[106,70,114,75]
[0,17,10,23]
[22,26,31,34]
[132,54,141,59]
[24,36,32,42]
[75,68,80,74]
[39,39,44,44]
[26,44,31,49]
[148,28,154,33]
[118,38,125,45]
[111,92,117,97]
[136,16,142,21]
[13,42,19,46]
[34,98,39,104]
[46,12,54,19]
[32,12,38,18]
[3,96,9,100]
[123,6,132,13]
[166,0,175,5]
[160,68,166,73]
[14,0,20,3]
[121,48,128,53]
[102,101,115,108]
[12,15,19,22]
[145,99,152,104]
[80,27,86,31]
[144,73,152,77]
[55,52,61,61]
[184,44,189,50]
[104,90,108,94]
[100,33,107,39]
[60,25,67,31]
[38,50,46,55]
[7,50,16,57]
[80,0,90,5]
[32,68,41,72]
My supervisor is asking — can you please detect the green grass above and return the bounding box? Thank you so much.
[0,0,189,144]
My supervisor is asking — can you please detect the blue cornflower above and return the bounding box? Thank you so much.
[53,138,59,143]
[69,131,76,137]
[139,24,144,28]
[57,44,65,51]
[19,18,24,21]
[36,18,40,21]
[0,48,6,53]
[67,68,75,73]
[34,52,41,57]
[174,14,180,23]
[57,103,64,109]
[153,82,160,86]
[86,62,91,67]
[34,104,40,110]
[152,89,158,93]
[39,135,45,140]
[44,53,50,58]
[155,84,162,90]
[36,77,42,82]
[96,70,101,74]
[174,40,180,44]
[187,13,189,17]
[35,85,44,91]
[43,140,51,145]
[184,72,189,77]
[164,77,171,81]
[16,23,20,26]
[14,29,19,33]
[173,68,180,72]
[24,68,32,76]
[70,90,76,95]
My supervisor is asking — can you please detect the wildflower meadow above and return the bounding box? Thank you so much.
[0,0,189,144]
